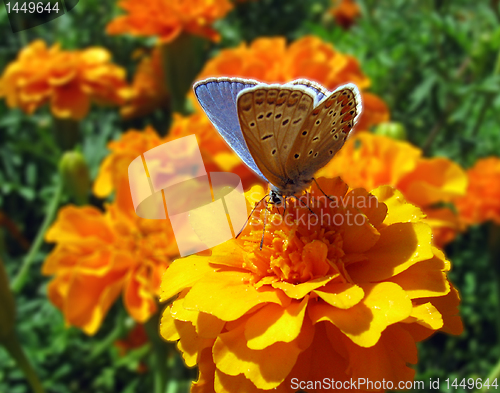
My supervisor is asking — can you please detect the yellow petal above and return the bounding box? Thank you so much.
[309,282,412,347]
[313,283,364,309]
[213,320,311,389]
[371,186,425,225]
[160,305,181,341]
[159,255,217,301]
[272,274,338,299]
[171,296,225,338]
[245,297,308,350]
[388,256,450,299]
[409,302,443,330]
[183,271,290,321]
[348,222,433,282]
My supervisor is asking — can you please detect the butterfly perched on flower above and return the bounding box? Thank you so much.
[194,77,362,206]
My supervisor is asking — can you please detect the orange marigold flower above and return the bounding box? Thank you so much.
[196,36,389,131]
[0,40,127,120]
[43,201,177,335]
[160,178,462,392]
[106,0,233,43]
[120,47,169,119]
[317,133,468,247]
[93,126,165,209]
[329,0,361,29]
[168,113,261,188]
[455,157,500,226]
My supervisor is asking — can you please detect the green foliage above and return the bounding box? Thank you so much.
[1,0,500,392]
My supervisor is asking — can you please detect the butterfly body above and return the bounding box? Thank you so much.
[194,77,362,199]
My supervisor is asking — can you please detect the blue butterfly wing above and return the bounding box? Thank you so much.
[194,77,267,181]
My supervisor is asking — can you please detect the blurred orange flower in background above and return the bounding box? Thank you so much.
[196,35,389,131]
[317,133,468,247]
[168,113,261,187]
[0,40,127,120]
[160,178,462,392]
[120,47,169,119]
[455,157,500,226]
[329,0,361,29]
[93,126,165,209]
[43,201,177,335]
[106,0,233,43]
[93,121,261,209]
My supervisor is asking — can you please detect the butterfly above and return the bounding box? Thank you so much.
[194,77,362,208]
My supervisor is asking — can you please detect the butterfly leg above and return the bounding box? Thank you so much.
[295,194,317,216]
[312,177,336,203]
[260,200,269,250]
[236,194,268,239]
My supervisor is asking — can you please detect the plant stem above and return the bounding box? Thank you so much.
[480,354,500,393]
[52,117,80,150]
[1,331,45,393]
[144,312,169,393]
[11,178,63,294]
[488,223,500,341]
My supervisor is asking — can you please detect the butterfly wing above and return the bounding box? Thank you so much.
[193,77,267,180]
[285,83,362,181]
[236,85,316,190]
[290,79,330,105]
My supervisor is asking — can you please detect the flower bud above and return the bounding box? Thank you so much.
[0,259,16,341]
[374,121,407,140]
[59,151,91,205]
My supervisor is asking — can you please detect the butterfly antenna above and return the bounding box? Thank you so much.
[236,194,268,239]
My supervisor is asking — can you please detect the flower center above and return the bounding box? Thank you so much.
[240,203,347,285]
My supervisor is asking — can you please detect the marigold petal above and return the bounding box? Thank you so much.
[171,296,225,339]
[271,275,339,299]
[285,323,349,387]
[345,188,387,228]
[309,282,412,347]
[398,157,467,206]
[65,272,125,335]
[388,255,450,299]
[428,285,463,335]
[313,283,364,309]
[160,304,181,341]
[213,318,313,389]
[175,319,215,368]
[341,211,380,254]
[159,256,217,301]
[45,205,114,244]
[409,302,444,330]
[338,323,417,383]
[183,271,290,321]
[208,241,246,269]
[371,186,425,225]
[245,297,308,350]
[214,369,264,393]
[51,83,90,120]
[192,348,217,393]
[93,156,114,197]
[302,241,330,277]
[348,222,433,282]
[124,269,157,323]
